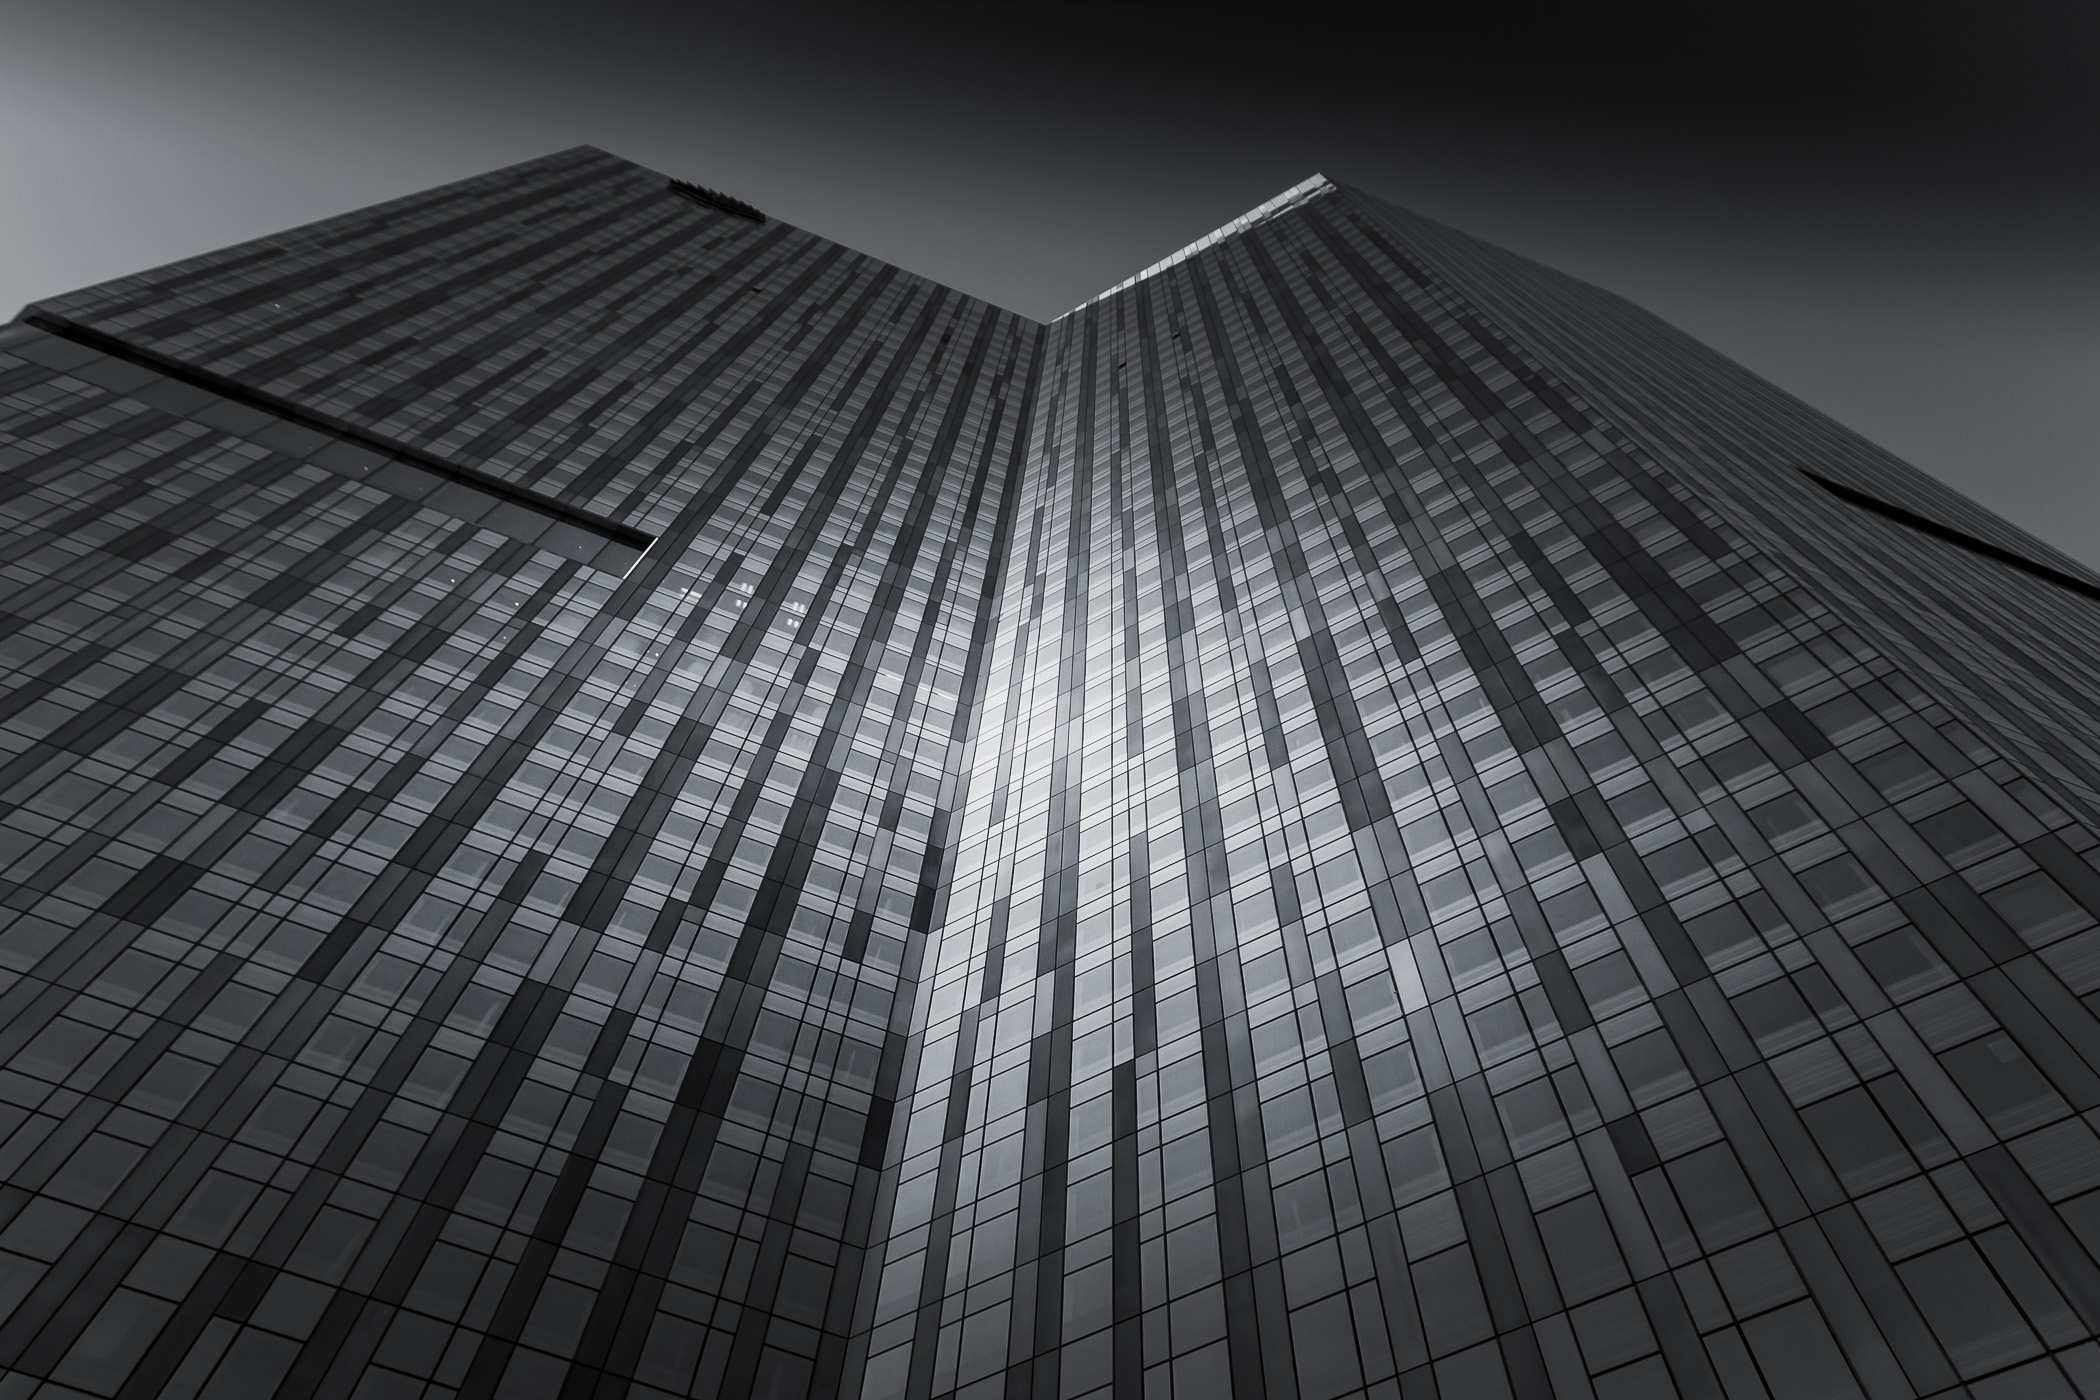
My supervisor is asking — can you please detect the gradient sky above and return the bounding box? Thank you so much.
[5,0,2095,566]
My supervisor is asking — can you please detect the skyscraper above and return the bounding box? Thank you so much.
[4,145,2100,1400]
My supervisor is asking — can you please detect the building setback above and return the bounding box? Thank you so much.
[3,146,2100,1399]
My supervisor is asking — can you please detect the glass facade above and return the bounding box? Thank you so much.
[4,147,2100,1400]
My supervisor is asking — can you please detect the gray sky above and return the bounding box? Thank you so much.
[4,0,2095,567]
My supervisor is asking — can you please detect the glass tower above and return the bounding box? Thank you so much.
[6,147,2100,1400]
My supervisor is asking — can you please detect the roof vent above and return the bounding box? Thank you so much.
[667,179,765,223]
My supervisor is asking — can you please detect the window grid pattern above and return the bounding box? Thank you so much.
[5,153,2100,1400]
